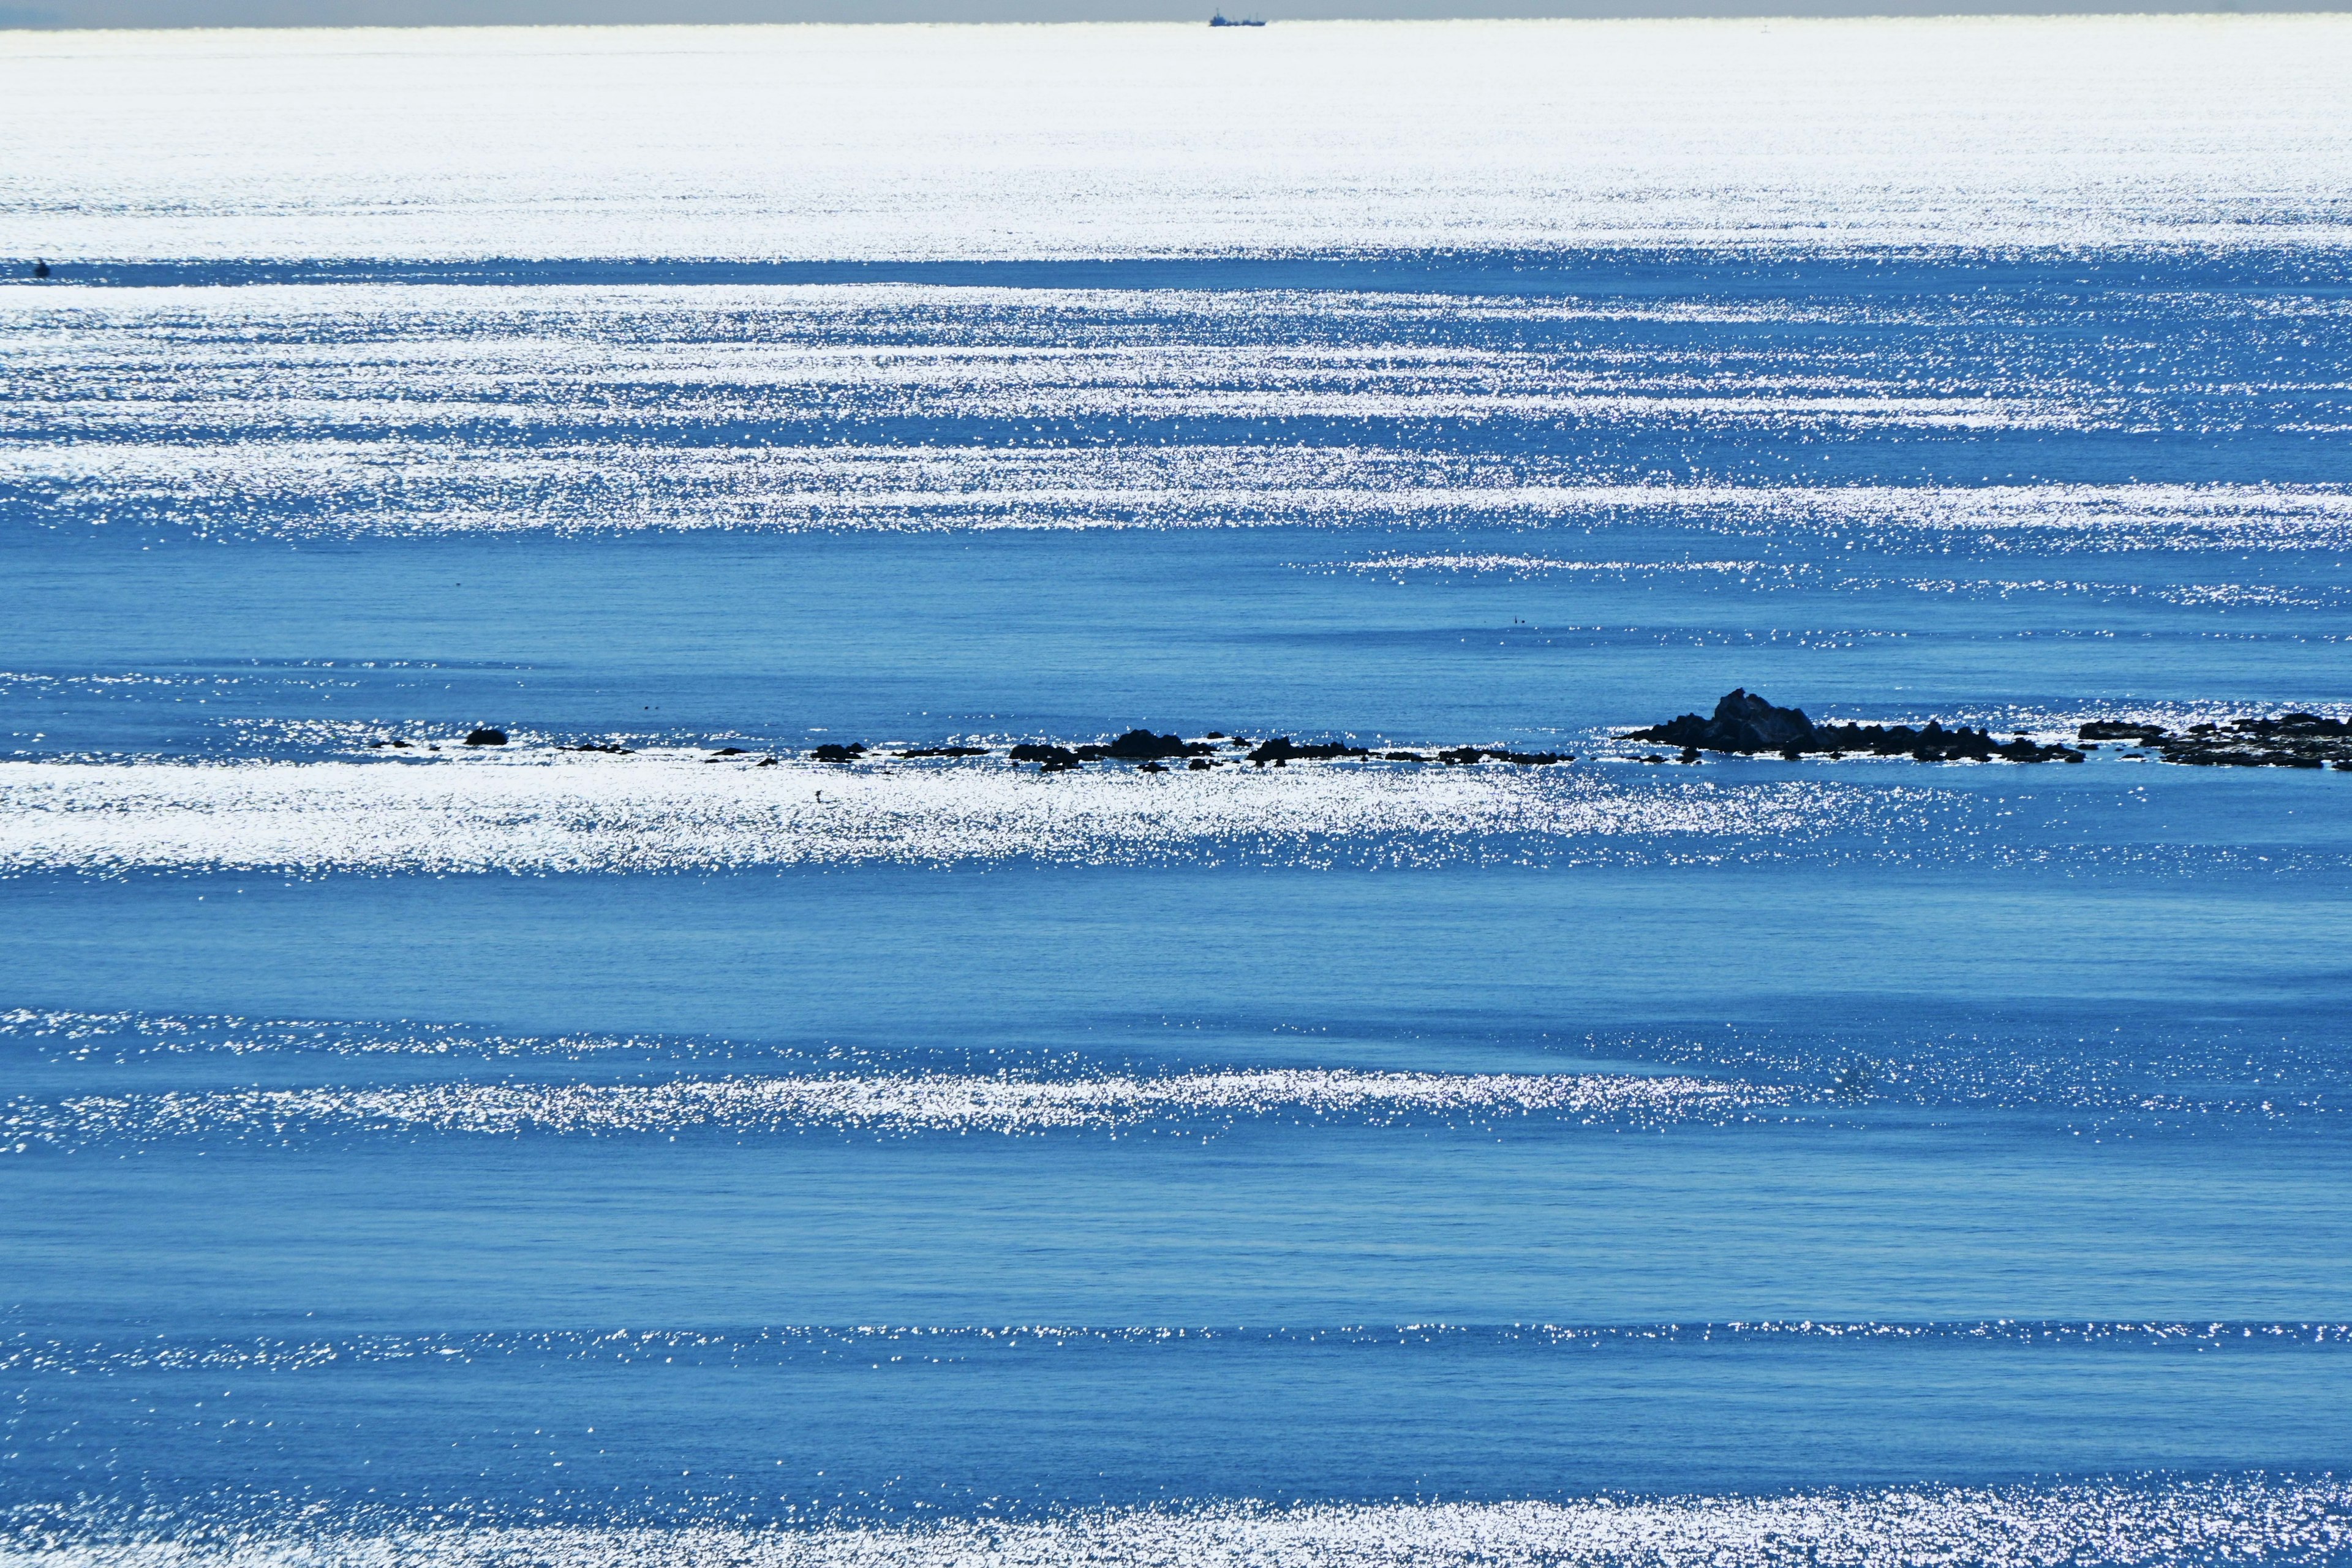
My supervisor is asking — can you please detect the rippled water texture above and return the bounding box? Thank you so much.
[5,18,2352,1568]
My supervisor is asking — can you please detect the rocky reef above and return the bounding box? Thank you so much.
[1626,690,2084,763]
[2082,713,2352,769]
[810,728,1575,773]
[382,698,2348,774]
[1627,690,2352,769]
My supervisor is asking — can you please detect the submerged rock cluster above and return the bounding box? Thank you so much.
[2083,712,2352,769]
[892,730,1571,773]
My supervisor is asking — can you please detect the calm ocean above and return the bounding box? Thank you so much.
[4,19,2351,1566]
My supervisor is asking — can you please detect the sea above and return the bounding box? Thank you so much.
[3,17,2351,1567]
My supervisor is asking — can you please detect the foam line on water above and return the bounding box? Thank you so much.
[0,752,1912,875]
[12,1322,2352,1376]
[6,1480,2350,1568]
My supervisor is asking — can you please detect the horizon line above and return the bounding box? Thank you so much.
[4,2,2344,31]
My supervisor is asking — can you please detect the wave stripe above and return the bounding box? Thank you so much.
[7,1482,2350,1568]
[0,755,1891,874]
[3,1067,1771,1148]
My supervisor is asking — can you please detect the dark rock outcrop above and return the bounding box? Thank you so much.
[1249,737,1370,766]
[384,705,2352,777]
[1626,690,1817,753]
[1096,729,1216,762]
[2107,712,2352,769]
[1629,692,2083,764]
[1009,742,1082,771]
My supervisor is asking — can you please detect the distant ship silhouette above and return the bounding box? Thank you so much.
[1210,11,1266,24]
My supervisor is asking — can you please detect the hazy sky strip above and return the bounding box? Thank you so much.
[4,0,2347,29]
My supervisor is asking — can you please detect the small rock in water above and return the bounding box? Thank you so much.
[811,742,867,763]
[463,728,507,747]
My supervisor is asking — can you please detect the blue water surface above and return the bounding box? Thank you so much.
[3,249,2350,1553]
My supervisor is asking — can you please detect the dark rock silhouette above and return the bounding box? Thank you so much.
[1249,737,1370,766]
[1634,692,2352,769]
[1097,728,1216,761]
[1627,691,2082,764]
[2128,712,2352,769]
[1009,742,1082,771]
[32,260,49,279]
[1627,689,1816,753]
[375,706,2352,775]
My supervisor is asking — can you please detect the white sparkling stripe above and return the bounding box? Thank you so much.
[7,1484,2348,1568]
[13,1067,1771,1146]
[7,438,2348,546]
[0,753,1882,875]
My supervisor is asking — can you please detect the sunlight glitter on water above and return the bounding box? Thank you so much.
[7,1482,2351,1568]
[0,753,1904,874]
[3,1066,1775,1149]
